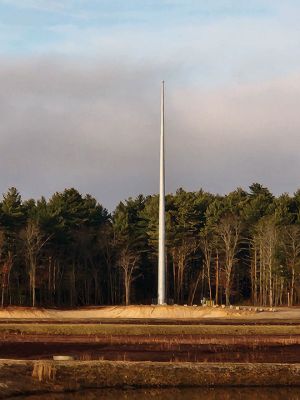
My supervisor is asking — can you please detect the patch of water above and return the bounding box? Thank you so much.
[2,343,300,363]
[11,387,300,400]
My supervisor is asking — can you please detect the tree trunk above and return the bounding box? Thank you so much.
[31,260,36,308]
[125,270,130,306]
[252,247,257,305]
[207,260,212,303]
[189,267,202,305]
[225,278,230,306]
[200,266,205,300]
[259,244,263,306]
[291,266,295,307]
[215,251,219,305]
[268,244,273,307]
[225,261,232,306]
[1,285,4,308]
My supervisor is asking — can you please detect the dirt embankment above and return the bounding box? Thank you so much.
[1,360,300,398]
[0,305,292,321]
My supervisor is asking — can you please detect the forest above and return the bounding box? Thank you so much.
[0,183,300,308]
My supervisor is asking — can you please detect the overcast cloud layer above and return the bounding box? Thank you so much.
[1,1,300,209]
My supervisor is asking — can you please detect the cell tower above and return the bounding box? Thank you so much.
[158,81,166,305]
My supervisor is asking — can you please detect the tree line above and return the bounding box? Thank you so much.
[1,183,300,308]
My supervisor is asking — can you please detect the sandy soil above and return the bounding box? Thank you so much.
[0,305,299,320]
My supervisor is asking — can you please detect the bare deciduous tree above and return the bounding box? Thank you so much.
[117,246,140,306]
[22,220,51,307]
[217,214,241,306]
[0,230,13,308]
[172,238,197,304]
[251,217,278,307]
[281,225,300,306]
[199,231,214,303]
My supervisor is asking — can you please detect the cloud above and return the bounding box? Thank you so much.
[0,58,164,208]
[0,57,300,210]
[0,2,300,208]
[0,0,70,13]
[5,5,297,89]
[168,75,300,194]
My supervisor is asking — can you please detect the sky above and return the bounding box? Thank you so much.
[1,1,300,210]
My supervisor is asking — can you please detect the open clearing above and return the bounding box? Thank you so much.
[1,306,300,394]
[0,305,299,321]
[1,306,300,363]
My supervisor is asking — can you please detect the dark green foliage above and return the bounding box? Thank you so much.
[0,184,300,307]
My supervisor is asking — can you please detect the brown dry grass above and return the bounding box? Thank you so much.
[1,323,300,336]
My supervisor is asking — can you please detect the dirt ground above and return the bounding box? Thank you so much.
[1,306,300,367]
[0,305,299,320]
[1,307,300,395]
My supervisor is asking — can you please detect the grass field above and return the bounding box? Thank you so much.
[1,323,300,336]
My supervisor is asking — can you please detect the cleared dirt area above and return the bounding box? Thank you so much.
[0,305,296,320]
[0,306,300,365]
[1,306,300,393]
